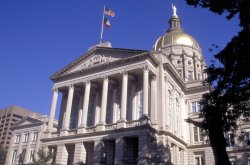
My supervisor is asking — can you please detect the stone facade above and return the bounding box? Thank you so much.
[40,7,250,165]
[5,116,57,165]
[0,105,41,150]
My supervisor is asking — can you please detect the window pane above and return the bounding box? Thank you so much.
[192,102,196,112]
[194,127,198,142]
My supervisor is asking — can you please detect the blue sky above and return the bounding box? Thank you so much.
[0,0,240,117]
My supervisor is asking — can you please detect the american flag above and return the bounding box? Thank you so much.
[104,6,115,17]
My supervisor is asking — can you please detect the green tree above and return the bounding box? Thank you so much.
[0,144,7,165]
[31,148,56,165]
[185,0,250,165]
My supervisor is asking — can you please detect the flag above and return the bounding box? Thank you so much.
[103,17,111,29]
[104,6,115,17]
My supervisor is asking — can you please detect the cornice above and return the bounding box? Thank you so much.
[51,47,149,80]
[163,63,210,94]
[41,124,156,143]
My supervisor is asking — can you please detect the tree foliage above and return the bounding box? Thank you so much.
[31,148,56,165]
[185,0,250,164]
[0,144,7,165]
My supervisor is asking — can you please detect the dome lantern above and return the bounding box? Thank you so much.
[153,5,201,51]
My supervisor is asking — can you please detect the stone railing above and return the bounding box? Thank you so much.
[105,123,117,130]
[51,132,59,138]
[68,129,77,135]
[126,120,140,128]
[86,126,96,133]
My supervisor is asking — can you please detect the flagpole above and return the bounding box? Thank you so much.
[100,5,105,44]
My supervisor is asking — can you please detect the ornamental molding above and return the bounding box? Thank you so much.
[51,52,159,83]
[51,47,150,80]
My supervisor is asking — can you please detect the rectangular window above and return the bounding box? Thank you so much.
[23,133,29,143]
[29,150,35,162]
[192,101,201,112]
[193,127,204,142]
[194,152,205,165]
[245,132,250,145]
[15,134,20,143]
[12,150,17,163]
[188,70,193,80]
[32,132,38,141]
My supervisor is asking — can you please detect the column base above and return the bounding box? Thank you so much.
[77,125,86,134]
[96,123,105,131]
[60,128,69,136]
[116,119,126,128]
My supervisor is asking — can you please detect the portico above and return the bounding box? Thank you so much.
[46,57,157,137]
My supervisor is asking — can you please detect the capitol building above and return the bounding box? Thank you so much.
[6,6,250,165]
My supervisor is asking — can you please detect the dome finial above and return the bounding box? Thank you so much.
[172,4,178,17]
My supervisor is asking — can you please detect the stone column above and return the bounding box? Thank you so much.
[47,87,58,134]
[98,77,109,130]
[159,62,166,130]
[78,81,91,134]
[143,66,149,117]
[150,75,157,125]
[120,71,128,121]
[111,88,118,123]
[56,144,68,165]
[73,142,86,164]
[61,84,74,135]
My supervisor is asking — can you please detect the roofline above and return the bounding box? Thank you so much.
[50,47,149,80]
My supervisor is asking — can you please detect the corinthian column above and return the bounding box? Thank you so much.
[47,87,58,133]
[81,81,91,127]
[100,77,109,125]
[62,84,74,130]
[120,71,128,121]
[143,66,149,117]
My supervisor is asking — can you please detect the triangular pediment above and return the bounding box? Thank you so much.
[67,52,120,74]
[51,47,149,80]
[14,117,43,127]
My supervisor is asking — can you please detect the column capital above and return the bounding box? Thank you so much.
[151,74,157,81]
[143,65,149,72]
[51,86,59,93]
[102,76,109,81]
[121,70,128,76]
[84,80,91,86]
[67,83,74,89]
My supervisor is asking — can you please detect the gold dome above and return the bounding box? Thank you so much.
[153,12,200,51]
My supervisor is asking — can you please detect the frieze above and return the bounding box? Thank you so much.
[68,55,115,73]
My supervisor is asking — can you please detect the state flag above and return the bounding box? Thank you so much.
[103,17,111,29]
